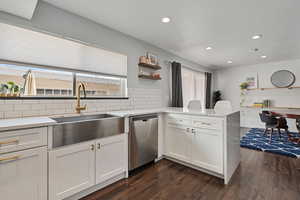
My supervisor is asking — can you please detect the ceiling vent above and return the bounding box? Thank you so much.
[0,0,38,20]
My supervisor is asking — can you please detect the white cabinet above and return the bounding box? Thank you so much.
[165,114,224,174]
[192,128,223,174]
[165,125,192,162]
[95,135,126,184]
[0,147,47,200]
[49,135,127,200]
[49,141,95,200]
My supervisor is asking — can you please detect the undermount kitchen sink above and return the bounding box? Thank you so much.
[52,114,117,123]
[51,114,124,148]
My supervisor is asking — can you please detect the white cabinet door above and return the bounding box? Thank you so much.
[49,141,95,200]
[0,147,47,200]
[95,135,126,184]
[165,125,192,162]
[192,128,223,174]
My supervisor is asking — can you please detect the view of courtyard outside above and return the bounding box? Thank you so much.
[0,64,127,97]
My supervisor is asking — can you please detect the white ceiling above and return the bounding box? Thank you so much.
[0,0,38,19]
[44,0,300,69]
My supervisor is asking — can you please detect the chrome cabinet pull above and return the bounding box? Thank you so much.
[0,139,19,145]
[97,143,101,149]
[0,155,20,162]
[91,144,95,151]
[186,128,190,132]
[191,129,196,133]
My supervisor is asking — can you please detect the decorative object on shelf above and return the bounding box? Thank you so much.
[271,70,296,88]
[138,53,161,80]
[212,90,222,106]
[246,74,258,89]
[0,82,21,97]
[151,73,161,79]
[240,82,249,90]
[139,56,147,64]
[252,102,264,108]
[0,83,8,97]
[263,99,271,108]
[146,52,158,65]
[240,82,249,106]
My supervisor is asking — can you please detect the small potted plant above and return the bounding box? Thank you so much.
[240,82,249,90]
[0,83,8,97]
[6,82,20,97]
[240,82,249,106]
[212,90,222,107]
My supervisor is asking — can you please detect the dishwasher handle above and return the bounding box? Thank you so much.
[131,114,158,122]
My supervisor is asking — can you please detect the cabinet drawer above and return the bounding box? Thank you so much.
[0,147,47,200]
[167,115,192,126]
[0,127,47,154]
[192,118,223,130]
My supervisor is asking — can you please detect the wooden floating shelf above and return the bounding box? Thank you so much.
[138,74,161,80]
[247,86,300,91]
[241,106,300,109]
[138,62,161,70]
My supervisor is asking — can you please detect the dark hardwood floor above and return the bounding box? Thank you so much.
[81,148,300,200]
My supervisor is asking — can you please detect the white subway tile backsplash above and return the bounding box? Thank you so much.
[31,104,46,111]
[4,111,22,119]
[14,104,32,111]
[0,88,164,119]
[0,104,14,112]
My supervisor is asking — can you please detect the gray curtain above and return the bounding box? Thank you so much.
[171,62,183,107]
[205,72,212,109]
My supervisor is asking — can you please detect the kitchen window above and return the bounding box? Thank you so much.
[181,67,206,108]
[76,73,127,97]
[0,62,128,99]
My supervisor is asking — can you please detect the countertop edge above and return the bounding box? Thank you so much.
[0,117,56,132]
[0,108,240,132]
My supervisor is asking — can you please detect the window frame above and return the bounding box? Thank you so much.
[181,66,206,108]
[0,60,129,100]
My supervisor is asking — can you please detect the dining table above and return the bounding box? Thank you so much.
[270,111,300,144]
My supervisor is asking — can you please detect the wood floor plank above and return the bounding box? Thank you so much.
[81,148,300,200]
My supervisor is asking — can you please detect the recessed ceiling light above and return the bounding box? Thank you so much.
[261,55,267,59]
[227,60,233,64]
[161,17,171,23]
[252,34,262,40]
[206,46,212,50]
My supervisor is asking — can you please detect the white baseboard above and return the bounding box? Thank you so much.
[164,156,224,180]
[65,172,126,200]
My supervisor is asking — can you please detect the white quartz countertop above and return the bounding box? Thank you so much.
[0,117,56,132]
[0,107,239,132]
[109,107,239,117]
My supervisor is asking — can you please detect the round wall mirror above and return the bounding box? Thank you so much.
[271,70,296,88]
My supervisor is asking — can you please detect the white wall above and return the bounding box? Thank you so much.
[214,59,300,131]
[0,1,211,119]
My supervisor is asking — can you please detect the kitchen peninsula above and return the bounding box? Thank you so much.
[0,107,240,200]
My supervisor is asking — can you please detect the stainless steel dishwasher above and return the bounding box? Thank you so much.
[129,114,158,171]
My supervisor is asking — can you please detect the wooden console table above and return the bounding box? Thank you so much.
[270,111,300,144]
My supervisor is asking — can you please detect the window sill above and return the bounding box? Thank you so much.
[0,96,129,100]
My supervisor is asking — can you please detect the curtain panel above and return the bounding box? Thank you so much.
[171,62,183,107]
[205,72,212,108]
